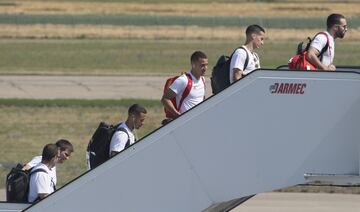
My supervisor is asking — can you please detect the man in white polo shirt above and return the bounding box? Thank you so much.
[161,51,208,121]
[109,104,147,157]
[307,13,347,71]
[23,139,74,188]
[230,24,266,84]
[28,143,59,202]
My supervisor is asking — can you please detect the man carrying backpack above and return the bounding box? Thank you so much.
[28,143,59,202]
[161,51,208,123]
[109,104,147,157]
[23,139,74,189]
[306,13,347,71]
[230,25,265,84]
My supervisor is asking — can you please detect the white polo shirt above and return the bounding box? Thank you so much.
[109,122,135,155]
[26,156,57,186]
[169,72,205,114]
[28,163,55,203]
[310,31,334,66]
[229,46,260,84]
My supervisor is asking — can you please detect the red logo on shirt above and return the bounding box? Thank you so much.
[269,83,306,94]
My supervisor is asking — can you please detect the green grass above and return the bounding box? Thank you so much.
[0,39,359,75]
[1,14,359,29]
[0,99,163,188]
[1,14,354,29]
[0,98,161,107]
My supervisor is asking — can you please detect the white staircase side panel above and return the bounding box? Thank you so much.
[174,70,360,202]
[21,69,360,212]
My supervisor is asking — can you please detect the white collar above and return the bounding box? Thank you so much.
[33,163,51,172]
[119,122,132,133]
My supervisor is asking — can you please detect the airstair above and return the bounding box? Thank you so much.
[1,68,360,212]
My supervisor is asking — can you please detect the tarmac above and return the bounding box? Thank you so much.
[1,189,360,211]
[232,192,360,212]
[1,75,360,211]
[0,75,213,100]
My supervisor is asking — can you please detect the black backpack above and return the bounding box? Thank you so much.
[6,163,47,203]
[211,47,249,94]
[87,122,130,169]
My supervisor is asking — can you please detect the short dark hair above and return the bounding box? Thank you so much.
[327,13,345,29]
[128,104,147,116]
[246,25,265,37]
[190,51,207,64]
[56,139,74,152]
[42,143,59,161]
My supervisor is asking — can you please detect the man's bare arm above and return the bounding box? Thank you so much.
[233,68,243,82]
[110,151,119,157]
[306,47,336,70]
[161,89,181,118]
[38,193,48,200]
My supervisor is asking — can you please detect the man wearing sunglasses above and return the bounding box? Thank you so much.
[307,13,348,71]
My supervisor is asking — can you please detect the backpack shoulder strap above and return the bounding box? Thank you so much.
[110,122,123,139]
[238,46,250,70]
[113,122,122,130]
[164,76,178,92]
[230,46,249,71]
[314,32,330,59]
[31,168,56,190]
[117,127,131,148]
[29,168,47,176]
[28,168,51,202]
[177,73,192,111]
[229,46,242,62]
